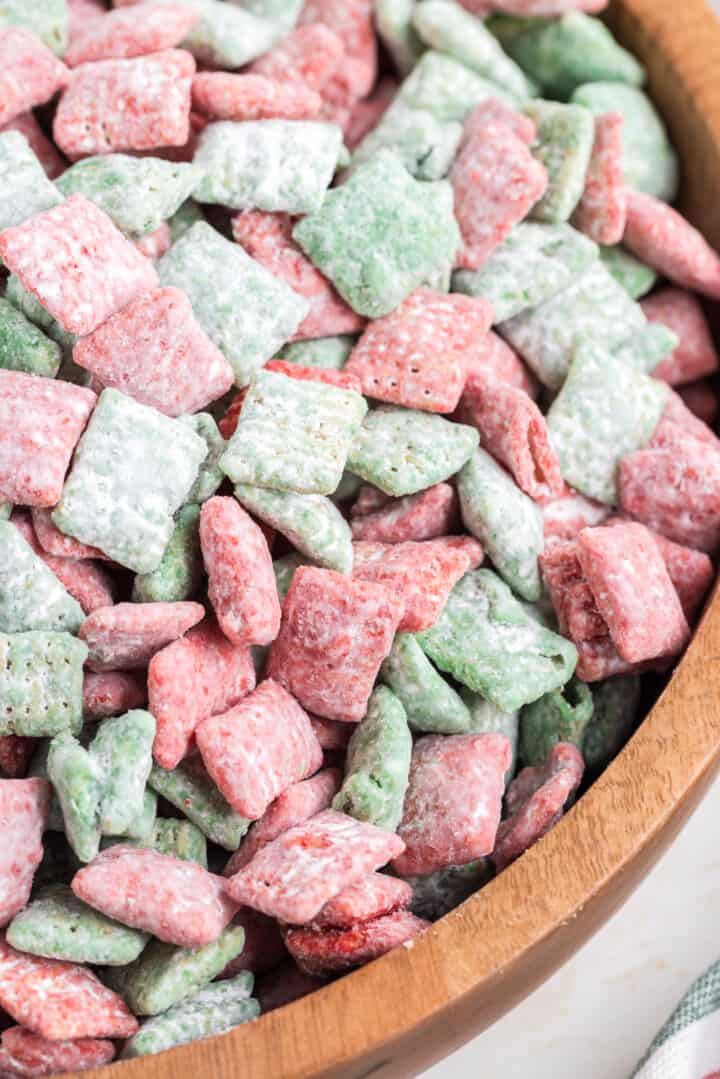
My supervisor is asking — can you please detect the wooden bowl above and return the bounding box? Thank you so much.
[82,2,720,1076]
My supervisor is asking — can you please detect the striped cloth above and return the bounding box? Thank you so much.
[633,962,720,1078]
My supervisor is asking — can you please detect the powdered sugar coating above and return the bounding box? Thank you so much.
[0,519,83,634]
[0,778,51,927]
[0,28,70,128]
[79,601,204,672]
[0,1025,115,1075]
[623,189,720,299]
[65,2,199,66]
[572,111,626,245]
[642,288,720,386]
[0,131,62,232]
[351,484,458,544]
[284,910,428,975]
[83,671,147,720]
[234,485,353,575]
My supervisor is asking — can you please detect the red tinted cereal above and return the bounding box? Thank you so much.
[284,911,429,975]
[542,488,610,547]
[345,77,398,151]
[224,808,405,924]
[0,779,50,927]
[31,508,105,561]
[678,380,718,426]
[463,99,536,147]
[0,738,37,780]
[0,112,66,180]
[66,3,198,66]
[196,679,323,820]
[311,872,412,930]
[572,112,626,245]
[79,601,205,672]
[54,49,195,158]
[344,289,492,413]
[623,189,720,299]
[0,371,96,508]
[83,671,146,720]
[466,331,539,398]
[309,717,353,752]
[299,0,377,110]
[218,390,247,440]
[393,734,511,877]
[0,1026,115,1076]
[351,485,392,518]
[350,483,458,544]
[264,360,362,395]
[133,222,172,261]
[0,195,159,336]
[250,23,345,93]
[267,566,405,722]
[72,844,238,947]
[652,389,720,449]
[0,938,138,1040]
[192,73,322,122]
[642,288,720,386]
[0,29,71,128]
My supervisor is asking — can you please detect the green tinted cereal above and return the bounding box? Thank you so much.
[380,632,472,735]
[168,200,205,244]
[5,275,77,356]
[155,0,278,68]
[47,732,103,863]
[399,50,516,121]
[0,521,83,634]
[599,245,658,299]
[525,101,594,224]
[234,485,353,574]
[0,632,87,738]
[462,690,519,775]
[582,674,641,773]
[150,819,208,866]
[132,504,203,604]
[351,101,462,181]
[278,335,356,371]
[0,131,61,231]
[0,297,62,377]
[148,758,250,851]
[0,0,68,55]
[89,710,156,837]
[180,413,226,503]
[406,859,494,921]
[611,323,678,374]
[519,677,594,767]
[122,789,158,842]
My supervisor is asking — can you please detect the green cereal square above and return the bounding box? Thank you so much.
[452,223,598,324]
[519,677,594,768]
[47,732,103,863]
[293,149,461,319]
[132,503,203,604]
[278,335,357,371]
[399,50,517,122]
[0,297,62,377]
[546,342,669,504]
[0,503,11,520]
[525,100,595,224]
[0,0,68,55]
[457,448,544,602]
[346,406,479,497]
[582,674,641,774]
[121,788,158,842]
[221,369,367,495]
[380,632,472,735]
[52,388,207,574]
[375,0,424,76]
[179,413,226,503]
[0,521,83,634]
[612,323,678,375]
[499,260,648,390]
[462,690,519,775]
[150,0,278,68]
[148,757,250,851]
[599,245,658,300]
[0,632,87,737]
[194,120,343,214]
[0,131,61,232]
[150,819,207,866]
[169,200,206,244]
[57,156,204,238]
[235,485,352,574]
[89,710,156,837]
[5,275,77,356]
[351,101,462,181]
[158,222,308,387]
[417,569,578,713]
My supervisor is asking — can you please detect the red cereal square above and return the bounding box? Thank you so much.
[284,911,428,975]
[0,29,71,127]
[249,24,344,93]
[196,678,324,821]
[133,222,172,262]
[393,734,511,878]
[0,778,50,927]
[0,1026,115,1076]
[31,508,106,561]
[299,0,377,120]
[65,2,198,66]
[344,289,492,413]
[465,330,539,398]
[267,566,405,722]
[0,737,37,779]
[83,670,147,720]
[53,49,195,158]
[224,808,405,924]
[642,287,720,386]
[350,483,458,544]
[0,111,66,180]
[192,72,322,122]
[79,601,205,672]
[572,111,626,246]
[624,189,720,299]
[265,360,362,394]
[311,872,412,930]
[0,372,96,508]
[541,488,610,547]
[463,99,536,147]
[309,717,353,751]
[14,509,115,614]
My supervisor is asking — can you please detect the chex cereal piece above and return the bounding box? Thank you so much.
[641,288,720,386]
[74,288,233,417]
[351,98,463,182]
[493,742,584,871]
[393,733,510,876]
[225,808,404,923]
[461,97,537,146]
[132,503,202,604]
[345,76,397,150]
[466,330,538,397]
[653,389,719,448]
[0,736,37,779]
[381,632,473,735]
[264,360,362,393]
[462,692,520,771]
[545,343,669,504]
[7,883,148,965]
[0,1026,115,1076]
[0,632,87,738]
[149,818,207,866]
[542,488,610,547]
[0,195,158,336]
[235,485,352,574]
[72,844,238,947]
[180,414,226,504]
[4,275,77,356]
[200,497,280,648]
[571,111,626,245]
[0,29,70,128]
[65,2,199,66]
[347,406,478,497]
[374,0,424,76]
[31,509,103,561]
[89,710,155,835]
[249,22,343,91]
[79,601,204,672]
[310,717,352,751]
[399,50,514,123]
[299,0,376,100]
[83,671,146,720]
[168,0,279,70]
[0,520,83,634]
[0,111,66,181]
[47,732,103,862]
[268,566,405,722]
[150,619,255,770]
[344,289,491,413]
[582,674,640,774]
[519,677,594,767]
[192,72,322,122]
[24,550,114,618]
[293,150,460,319]
[158,222,308,387]
[224,768,340,876]
[284,911,428,976]
[351,485,392,517]
[221,368,367,496]
[524,100,594,225]
[453,221,598,324]
[53,389,207,573]
[352,537,484,632]
[0,371,96,508]
[623,189,720,299]
[572,82,677,203]
[54,49,195,158]
[417,569,578,712]
[333,686,411,831]
[599,244,657,299]
[611,321,678,376]
[0,938,138,1040]
[0,778,51,927]
[274,331,356,368]
[0,131,61,232]
[134,222,172,262]
[350,484,457,544]
[149,756,250,851]
[195,120,342,215]
[312,872,412,931]
[232,211,364,340]
[0,0,69,55]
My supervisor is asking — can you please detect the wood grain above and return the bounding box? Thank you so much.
[71,2,720,1076]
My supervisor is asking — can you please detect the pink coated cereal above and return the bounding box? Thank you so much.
[344,289,492,414]
[393,734,512,878]
[249,24,345,94]
[309,717,353,752]
[74,287,234,418]
[78,601,205,672]
[0,938,138,1041]
[466,331,539,398]
[200,497,281,649]
[267,566,405,723]
[572,112,626,246]
[65,3,199,67]
[72,844,239,947]
[351,537,484,633]
[0,371,96,509]
[0,1026,115,1076]
[149,619,256,771]
[264,360,362,395]
[542,488,611,547]
[192,73,323,123]
[311,872,412,930]
[678,380,719,426]
[493,743,584,871]
[299,0,377,109]
[31,508,105,561]
[224,808,405,924]
[345,77,398,151]
[0,195,158,336]
[133,222,172,262]
[642,288,720,386]
[456,369,564,501]
[0,779,50,928]
[463,99,536,148]
[54,49,195,158]
[623,189,720,299]
[351,485,392,518]
[83,671,147,720]
[232,212,365,341]
[651,389,720,449]
[451,115,548,271]
[0,738,37,780]
[284,911,429,975]
[350,483,458,544]
[0,29,71,128]
[196,678,324,821]
[217,908,287,980]
[0,112,66,180]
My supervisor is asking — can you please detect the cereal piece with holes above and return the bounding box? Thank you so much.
[284,911,429,975]
[0,1026,115,1076]
[524,100,595,225]
[148,756,250,850]
[79,602,204,672]
[65,2,199,66]
[381,633,473,735]
[0,777,51,926]
[0,29,70,127]
[350,484,458,545]
[465,331,538,397]
[642,288,720,386]
[0,298,62,379]
[0,131,61,232]
[192,72,322,122]
[0,521,83,634]
[148,818,207,866]
[519,677,594,767]
[0,632,87,738]
[132,504,203,604]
